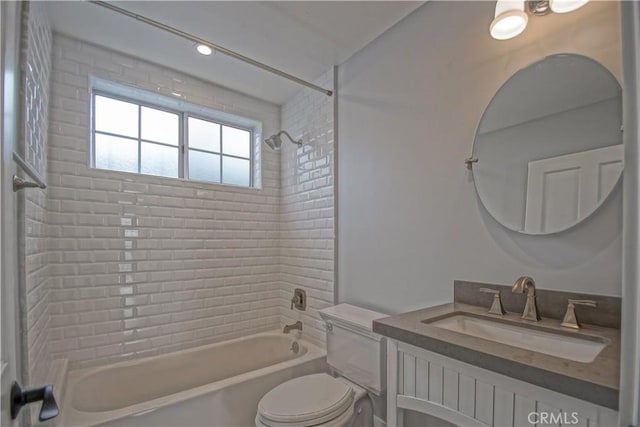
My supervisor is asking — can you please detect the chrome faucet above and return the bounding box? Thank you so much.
[512,276,540,321]
[283,321,302,334]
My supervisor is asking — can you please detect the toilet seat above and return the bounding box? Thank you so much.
[256,374,355,427]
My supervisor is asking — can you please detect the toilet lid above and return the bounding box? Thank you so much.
[257,374,354,426]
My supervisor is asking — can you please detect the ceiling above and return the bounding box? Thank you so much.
[45,1,424,105]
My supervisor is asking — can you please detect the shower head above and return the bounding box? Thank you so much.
[264,131,302,151]
[264,134,282,150]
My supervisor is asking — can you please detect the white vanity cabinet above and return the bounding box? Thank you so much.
[386,340,618,427]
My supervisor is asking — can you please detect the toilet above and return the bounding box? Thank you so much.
[256,304,387,427]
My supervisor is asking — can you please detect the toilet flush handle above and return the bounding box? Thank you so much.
[324,321,333,331]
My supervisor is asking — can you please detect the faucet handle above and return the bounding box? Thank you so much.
[291,295,301,310]
[290,289,306,311]
[561,299,597,329]
[479,288,506,315]
[568,299,597,308]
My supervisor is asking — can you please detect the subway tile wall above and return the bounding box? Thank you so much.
[280,71,335,345]
[48,35,283,367]
[20,1,52,388]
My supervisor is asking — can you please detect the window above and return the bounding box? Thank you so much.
[91,93,253,187]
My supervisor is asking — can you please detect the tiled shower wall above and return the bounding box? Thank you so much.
[280,71,335,345]
[47,35,282,367]
[20,1,52,387]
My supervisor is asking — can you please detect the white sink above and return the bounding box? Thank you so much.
[427,315,607,363]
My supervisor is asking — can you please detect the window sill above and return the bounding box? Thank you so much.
[87,166,264,192]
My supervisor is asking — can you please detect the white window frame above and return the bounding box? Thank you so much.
[89,79,260,188]
[184,112,254,187]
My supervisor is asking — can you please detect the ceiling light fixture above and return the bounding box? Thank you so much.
[196,44,213,56]
[490,0,589,40]
[528,0,552,15]
[548,0,589,14]
[490,1,528,40]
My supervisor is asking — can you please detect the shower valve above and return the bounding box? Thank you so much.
[290,289,306,311]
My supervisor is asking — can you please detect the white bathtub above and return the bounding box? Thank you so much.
[60,332,327,427]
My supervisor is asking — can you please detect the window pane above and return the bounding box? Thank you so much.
[95,133,138,173]
[222,126,250,158]
[188,117,220,152]
[141,142,179,178]
[94,95,139,138]
[222,156,250,186]
[141,107,179,146]
[189,150,220,183]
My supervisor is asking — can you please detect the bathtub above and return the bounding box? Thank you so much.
[60,332,327,427]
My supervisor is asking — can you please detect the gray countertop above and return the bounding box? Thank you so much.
[373,302,620,410]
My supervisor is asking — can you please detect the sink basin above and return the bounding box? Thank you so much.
[425,314,607,363]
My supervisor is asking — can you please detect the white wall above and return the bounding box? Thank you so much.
[337,1,622,315]
[280,70,335,345]
[48,35,282,367]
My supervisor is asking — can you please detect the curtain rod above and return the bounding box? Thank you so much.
[89,1,333,97]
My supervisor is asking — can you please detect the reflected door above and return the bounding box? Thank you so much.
[524,144,623,234]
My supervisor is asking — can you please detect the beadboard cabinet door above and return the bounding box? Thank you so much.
[386,340,618,427]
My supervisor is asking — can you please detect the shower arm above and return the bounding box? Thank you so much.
[277,131,303,146]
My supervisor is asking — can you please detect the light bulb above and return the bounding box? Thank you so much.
[490,10,528,40]
[549,0,589,13]
[196,44,213,56]
[490,0,528,40]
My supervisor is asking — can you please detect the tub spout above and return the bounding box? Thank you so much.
[283,321,302,334]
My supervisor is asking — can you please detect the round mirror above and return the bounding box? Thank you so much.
[472,54,622,235]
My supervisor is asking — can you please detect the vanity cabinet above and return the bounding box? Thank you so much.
[386,340,618,427]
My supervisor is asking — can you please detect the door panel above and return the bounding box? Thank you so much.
[1,2,23,426]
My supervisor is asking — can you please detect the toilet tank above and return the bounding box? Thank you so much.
[319,304,387,396]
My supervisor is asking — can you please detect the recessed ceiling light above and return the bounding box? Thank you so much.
[196,44,213,56]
